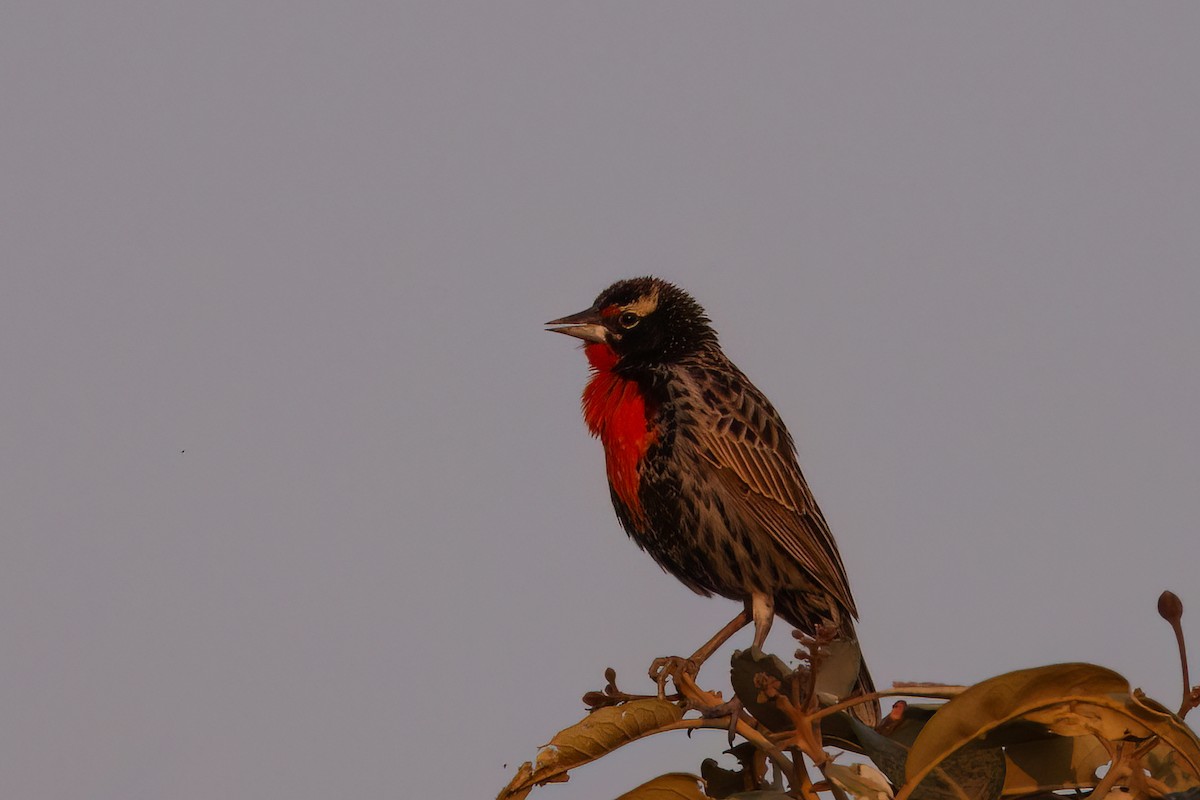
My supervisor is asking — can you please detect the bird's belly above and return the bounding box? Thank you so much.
[625,478,799,603]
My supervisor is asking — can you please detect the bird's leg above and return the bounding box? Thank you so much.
[649,607,752,694]
[750,592,774,651]
[691,605,754,666]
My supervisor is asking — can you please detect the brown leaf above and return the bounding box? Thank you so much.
[700,744,767,799]
[843,712,1004,800]
[614,772,708,800]
[898,663,1126,797]
[1002,734,1109,794]
[699,758,745,799]
[1147,743,1200,792]
[898,663,1200,799]
[926,746,1005,800]
[497,699,684,800]
[729,648,797,733]
[813,637,866,701]
[825,762,894,799]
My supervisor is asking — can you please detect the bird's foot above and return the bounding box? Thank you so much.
[648,655,700,699]
[684,695,745,745]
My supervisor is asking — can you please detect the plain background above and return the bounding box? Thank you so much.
[2,3,1198,798]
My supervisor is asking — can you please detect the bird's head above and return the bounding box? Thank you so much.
[546,277,718,368]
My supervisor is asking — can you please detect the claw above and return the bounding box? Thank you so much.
[685,696,744,746]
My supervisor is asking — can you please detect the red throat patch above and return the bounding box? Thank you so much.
[581,343,658,524]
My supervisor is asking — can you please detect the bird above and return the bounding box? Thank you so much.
[547,276,878,725]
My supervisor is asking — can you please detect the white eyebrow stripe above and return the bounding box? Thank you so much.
[623,285,660,317]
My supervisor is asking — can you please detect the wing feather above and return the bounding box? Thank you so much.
[693,374,858,617]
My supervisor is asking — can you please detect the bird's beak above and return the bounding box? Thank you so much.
[545,307,609,344]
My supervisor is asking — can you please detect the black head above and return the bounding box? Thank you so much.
[546,277,718,365]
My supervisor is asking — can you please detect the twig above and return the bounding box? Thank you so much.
[660,717,794,778]
[1089,740,1130,797]
[807,685,967,724]
[790,755,821,800]
[1158,590,1194,718]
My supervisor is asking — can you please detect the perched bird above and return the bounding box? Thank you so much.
[548,277,878,725]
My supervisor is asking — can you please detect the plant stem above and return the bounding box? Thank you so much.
[807,685,967,724]
[661,718,794,778]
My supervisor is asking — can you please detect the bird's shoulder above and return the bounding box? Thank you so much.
[665,351,799,491]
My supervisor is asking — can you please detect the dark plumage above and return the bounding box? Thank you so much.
[548,277,878,725]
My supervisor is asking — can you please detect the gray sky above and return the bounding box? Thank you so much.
[3,3,1198,799]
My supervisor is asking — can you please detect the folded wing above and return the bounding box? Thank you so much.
[694,381,857,619]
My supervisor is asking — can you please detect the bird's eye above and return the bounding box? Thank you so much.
[618,311,640,329]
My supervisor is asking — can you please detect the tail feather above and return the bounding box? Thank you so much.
[850,657,880,727]
[776,595,880,726]
[811,631,879,726]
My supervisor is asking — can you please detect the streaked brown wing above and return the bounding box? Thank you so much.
[695,382,858,618]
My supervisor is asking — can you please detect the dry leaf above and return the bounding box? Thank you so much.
[497,699,684,800]
[826,762,894,799]
[897,663,1200,799]
[614,772,708,799]
[1002,734,1109,794]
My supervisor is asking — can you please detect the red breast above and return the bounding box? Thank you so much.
[581,343,658,524]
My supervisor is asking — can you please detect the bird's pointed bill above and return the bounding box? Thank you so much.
[546,308,608,343]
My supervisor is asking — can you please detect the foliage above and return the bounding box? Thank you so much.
[498,592,1200,800]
